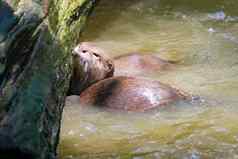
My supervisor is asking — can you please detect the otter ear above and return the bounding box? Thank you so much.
[106,60,114,78]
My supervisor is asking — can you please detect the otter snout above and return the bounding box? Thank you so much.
[72,49,78,57]
[72,45,91,62]
[72,45,80,57]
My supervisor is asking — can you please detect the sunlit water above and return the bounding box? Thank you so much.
[60,0,238,158]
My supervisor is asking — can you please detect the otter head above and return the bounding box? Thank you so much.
[69,42,114,95]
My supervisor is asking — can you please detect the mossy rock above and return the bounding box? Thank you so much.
[0,0,98,158]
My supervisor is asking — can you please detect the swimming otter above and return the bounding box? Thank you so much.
[67,42,190,112]
[68,42,174,77]
[68,42,114,95]
[114,53,173,76]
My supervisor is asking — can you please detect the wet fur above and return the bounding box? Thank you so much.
[67,42,190,112]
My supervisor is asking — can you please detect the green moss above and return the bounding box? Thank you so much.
[0,0,97,158]
[49,0,93,56]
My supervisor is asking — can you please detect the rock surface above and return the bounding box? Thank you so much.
[0,0,98,158]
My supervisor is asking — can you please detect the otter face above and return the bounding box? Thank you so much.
[72,42,114,83]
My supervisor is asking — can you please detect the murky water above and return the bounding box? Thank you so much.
[60,0,238,158]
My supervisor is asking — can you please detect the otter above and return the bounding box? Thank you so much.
[67,42,191,112]
[68,42,174,77]
[68,42,114,95]
[114,53,173,76]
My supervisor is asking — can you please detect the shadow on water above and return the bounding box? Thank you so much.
[82,0,148,41]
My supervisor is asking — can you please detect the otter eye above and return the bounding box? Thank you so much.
[93,53,100,58]
[82,50,87,53]
[108,63,113,69]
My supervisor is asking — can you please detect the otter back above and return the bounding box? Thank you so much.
[114,53,174,76]
[79,76,187,112]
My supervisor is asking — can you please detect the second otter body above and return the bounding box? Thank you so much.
[114,53,173,76]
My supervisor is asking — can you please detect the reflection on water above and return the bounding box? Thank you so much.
[60,0,238,158]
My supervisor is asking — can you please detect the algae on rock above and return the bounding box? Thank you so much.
[0,0,98,158]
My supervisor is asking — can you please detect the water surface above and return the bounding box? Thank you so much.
[60,1,238,158]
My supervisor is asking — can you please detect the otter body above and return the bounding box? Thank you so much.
[114,53,173,76]
[79,76,187,112]
[67,42,191,112]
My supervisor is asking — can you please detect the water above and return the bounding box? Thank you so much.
[60,0,238,158]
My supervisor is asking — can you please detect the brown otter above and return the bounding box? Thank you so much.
[69,42,174,77]
[67,42,190,112]
[68,42,114,95]
[114,53,173,76]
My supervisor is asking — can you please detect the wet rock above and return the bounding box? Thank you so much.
[0,0,98,158]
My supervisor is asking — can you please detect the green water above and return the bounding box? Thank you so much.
[60,0,238,158]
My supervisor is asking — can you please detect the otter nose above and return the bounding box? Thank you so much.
[72,50,76,56]
[72,46,80,57]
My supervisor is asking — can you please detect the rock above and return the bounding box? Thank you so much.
[0,0,98,158]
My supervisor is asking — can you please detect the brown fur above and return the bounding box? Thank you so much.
[114,53,174,76]
[68,42,114,95]
[67,42,190,112]
[79,76,187,112]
